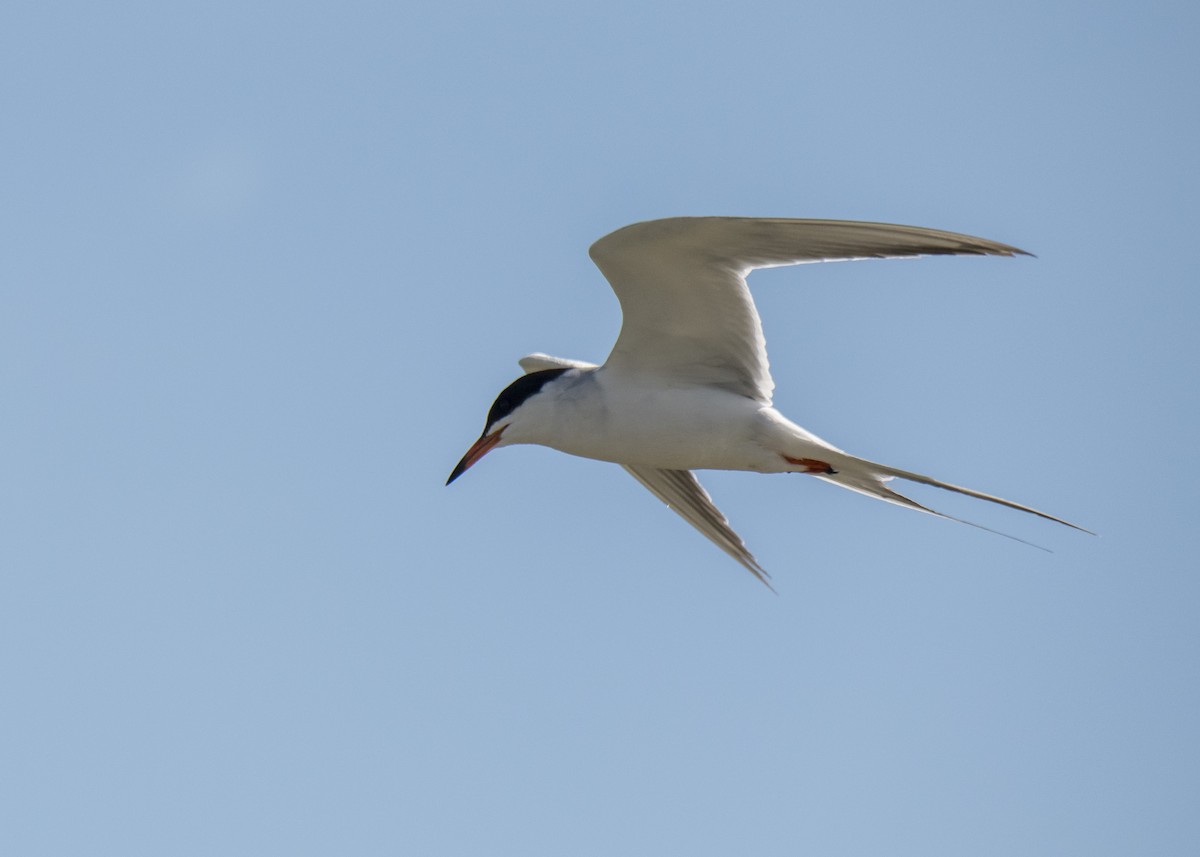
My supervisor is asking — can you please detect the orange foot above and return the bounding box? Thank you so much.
[781,455,836,474]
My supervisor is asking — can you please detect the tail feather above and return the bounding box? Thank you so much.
[814,453,1095,539]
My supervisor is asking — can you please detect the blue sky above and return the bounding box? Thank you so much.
[3,1,1198,854]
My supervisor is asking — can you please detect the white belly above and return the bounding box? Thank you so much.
[521,371,834,472]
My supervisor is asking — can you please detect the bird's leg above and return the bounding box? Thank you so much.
[781,454,836,474]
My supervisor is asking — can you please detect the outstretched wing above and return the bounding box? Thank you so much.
[622,465,772,590]
[589,217,1029,403]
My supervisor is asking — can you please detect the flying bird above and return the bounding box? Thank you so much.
[447,217,1090,587]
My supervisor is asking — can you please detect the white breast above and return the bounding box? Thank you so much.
[520,368,797,472]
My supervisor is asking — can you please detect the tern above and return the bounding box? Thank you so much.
[447,217,1090,586]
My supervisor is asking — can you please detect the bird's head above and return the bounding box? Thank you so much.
[446,367,571,485]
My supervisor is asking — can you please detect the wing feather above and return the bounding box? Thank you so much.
[589,217,1029,402]
[622,465,772,590]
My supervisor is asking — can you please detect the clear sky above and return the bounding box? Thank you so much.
[3,1,1198,854]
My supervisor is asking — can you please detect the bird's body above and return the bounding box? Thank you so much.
[500,366,830,473]
[448,216,1090,585]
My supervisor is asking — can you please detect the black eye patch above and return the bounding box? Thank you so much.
[485,368,570,430]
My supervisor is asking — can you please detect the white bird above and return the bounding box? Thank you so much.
[447,217,1091,587]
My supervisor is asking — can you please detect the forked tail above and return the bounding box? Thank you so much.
[813,453,1095,543]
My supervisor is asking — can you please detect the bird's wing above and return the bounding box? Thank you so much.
[621,465,772,590]
[589,217,1030,402]
[518,353,598,373]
